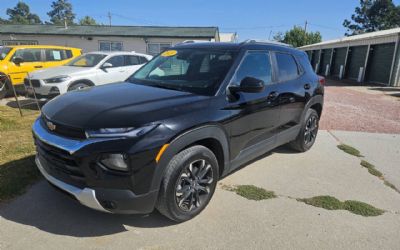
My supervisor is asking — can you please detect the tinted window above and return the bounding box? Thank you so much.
[276,53,300,81]
[105,55,124,67]
[12,49,42,62]
[0,47,12,60]
[232,51,272,85]
[130,49,237,96]
[44,49,68,61]
[125,55,140,66]
[139,56,148,64]
[65,50,73,59]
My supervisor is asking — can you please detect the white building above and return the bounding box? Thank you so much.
[219,32,238,43]
[300,28,400,86]
[0,24,220,56]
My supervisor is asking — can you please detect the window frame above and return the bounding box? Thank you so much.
[272,51,304,83]
[10,48,44,63]
[146,43,172,56]
[99,40,124,51]
[2,40,38,46]
[44,48,69,62]
[228,50,277,87]
[124,55,141,66]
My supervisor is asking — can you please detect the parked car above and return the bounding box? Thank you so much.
[32,41,324,222]
[25,51,153,99]
[0,45,81,99]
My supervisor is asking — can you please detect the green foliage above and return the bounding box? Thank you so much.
[6,1,42,24]
[234,185,276,200]
[337,144,362,157]
[360,160,383,177]
[343,0,400,36]
[47,0,76,25]
[79,16,97,25]
[299,196,384,217]
[274,26,322,48]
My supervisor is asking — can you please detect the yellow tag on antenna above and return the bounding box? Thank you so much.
[161,50,177,57]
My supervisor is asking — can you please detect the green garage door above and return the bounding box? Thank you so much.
[365,43,395,85]
[318,49,332,75]
[311,50,320,72]
[346,45,368,80]
[331,47,347,77]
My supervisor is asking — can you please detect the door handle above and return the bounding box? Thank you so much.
[304,83,311,90]
[34,66,43,68]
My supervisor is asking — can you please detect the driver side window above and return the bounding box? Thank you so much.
[105,55,124,68]
[12,49,42,62]
[232,51,272,85]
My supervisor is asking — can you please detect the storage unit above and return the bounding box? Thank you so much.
[300,28,400,86]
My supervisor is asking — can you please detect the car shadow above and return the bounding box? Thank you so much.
[6,99,43,111]
[0,180,176,237]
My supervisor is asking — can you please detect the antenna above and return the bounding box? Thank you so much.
[304,20,308,33]
[107,12,112,27]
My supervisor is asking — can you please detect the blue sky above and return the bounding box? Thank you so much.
[1,0,400,41]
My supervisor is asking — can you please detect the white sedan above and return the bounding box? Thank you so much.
[25,51,152,99]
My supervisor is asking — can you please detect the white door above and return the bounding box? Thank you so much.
[122,55,146,79]
[96,55,127,85]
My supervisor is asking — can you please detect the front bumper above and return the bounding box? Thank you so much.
[35,155,109,213]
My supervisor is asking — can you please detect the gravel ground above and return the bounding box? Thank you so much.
[320,81,400,133]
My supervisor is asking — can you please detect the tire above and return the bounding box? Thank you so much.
[156,145,219,222]
[0,75,10,100]
[68,82,90,92]
[289,109,319,152]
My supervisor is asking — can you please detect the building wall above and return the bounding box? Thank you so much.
[0,34,211,53]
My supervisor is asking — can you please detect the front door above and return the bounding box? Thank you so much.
[8,48,43,85]
[96,55,126,85]
[226,50,281,162]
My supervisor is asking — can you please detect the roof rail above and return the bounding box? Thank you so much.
[241,39,292,47]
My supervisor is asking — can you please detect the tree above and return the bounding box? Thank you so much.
[47,0,76,25]
[79,16,97,25]
[6,1,42,24]
[274,26,322,48]
[343,0,400,36]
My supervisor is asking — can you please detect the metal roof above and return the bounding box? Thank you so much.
[0,24,219,38]
[300,27,400,50]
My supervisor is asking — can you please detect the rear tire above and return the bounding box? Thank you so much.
[289,109,319,152]
[156,145,219,222]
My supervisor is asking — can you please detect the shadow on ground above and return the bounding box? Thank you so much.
[6,99,42,111]
[0,181,176,237]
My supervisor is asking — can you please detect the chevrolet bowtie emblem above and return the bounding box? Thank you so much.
[46,121,56,131]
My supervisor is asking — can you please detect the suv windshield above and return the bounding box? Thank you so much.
[0,47,12,60]
[67,54,106,67]
[128,48,237,96]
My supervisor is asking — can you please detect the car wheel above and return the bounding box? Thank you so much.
[68,82,90,92]
[0,75,10,100]
[156,145,219,222]
[289,109,319,152]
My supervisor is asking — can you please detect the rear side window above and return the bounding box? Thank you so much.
[44,49,69,61]
[275,53,300,81]
[139,56,148,64]
[125,55,140,66]
[232,51,272,85]
[65,50,73,59]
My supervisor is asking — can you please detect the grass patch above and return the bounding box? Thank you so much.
[222,184,276,201]
[384,180,400,193]
[360,160,383,178]
[298,195,384,217]
[0,106,41,202]
[337,144,362,157]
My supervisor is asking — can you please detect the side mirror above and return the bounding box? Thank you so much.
[12,57,24,65]
[229,77,265,93]
[101,62,113,69]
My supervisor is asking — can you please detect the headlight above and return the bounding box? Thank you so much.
[85,124,158,138]
[99,153,129,172]
[44,75,70,83]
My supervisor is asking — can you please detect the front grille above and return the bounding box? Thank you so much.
[24,78,41,87]
[41,116,86,140]
[35,137,86,188]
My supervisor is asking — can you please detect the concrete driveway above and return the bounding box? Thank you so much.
[1,130,399,250]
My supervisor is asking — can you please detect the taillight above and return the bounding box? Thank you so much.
[318,76,326,85]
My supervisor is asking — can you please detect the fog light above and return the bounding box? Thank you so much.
[100,153,129,172]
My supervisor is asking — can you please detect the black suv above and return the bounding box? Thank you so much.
[32,41,324,222]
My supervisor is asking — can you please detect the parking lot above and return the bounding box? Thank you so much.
[0,81,399,249]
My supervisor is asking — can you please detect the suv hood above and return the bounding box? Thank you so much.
[42,82,209,129]
[29,66,92,79]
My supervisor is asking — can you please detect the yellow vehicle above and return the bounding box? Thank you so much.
[0,45,82,99]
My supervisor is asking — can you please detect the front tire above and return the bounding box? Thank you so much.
[156,145,219,222]
[289,109,319,152]
[68,82,90,92]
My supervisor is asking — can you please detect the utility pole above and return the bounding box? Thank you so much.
[107,12,112,27]
[304,20,308,33]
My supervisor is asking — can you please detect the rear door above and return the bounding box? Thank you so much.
[7,48,44,85]
[271,52,307,133]
[123,55,144,78]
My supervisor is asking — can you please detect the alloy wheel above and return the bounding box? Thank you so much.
[304,115,318,145]
[175,159,214,212]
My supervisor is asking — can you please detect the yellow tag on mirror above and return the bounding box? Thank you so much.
[161,50,177,57]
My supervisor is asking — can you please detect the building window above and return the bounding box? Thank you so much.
[2,40,38,46]
[99,41,123,51]
[147,43,171,56]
